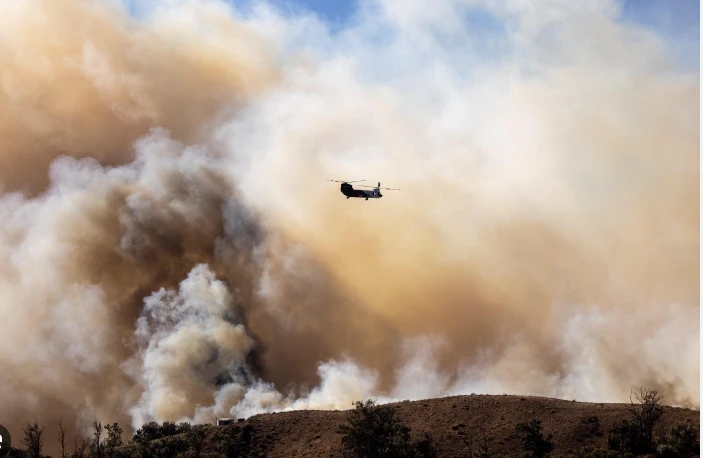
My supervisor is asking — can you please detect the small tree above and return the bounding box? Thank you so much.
[338,399,412,457]
[22,420,44,458]
[58,419,67,458]
[475,426,493,458]
[411,433,438,458]
[176,422,192,435]
[71,438,89,458]
[338,399,437,458]
[91,421,103,458]
[458,425,494,458]
[132,422,158,445]
[607,387,664,455]
[458,431,475,458]
[104,423,123,456]
[515,419,554,458]
[628,387,663,450]
[158,422,178,438]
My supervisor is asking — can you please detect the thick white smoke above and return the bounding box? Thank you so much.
[124,263,257,426]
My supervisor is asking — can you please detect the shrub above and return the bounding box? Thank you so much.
[338,399,411,457]
[5,446,27,458]
[459,425,494,458]
[607,419,638,454]
[150,436,188,458]
[132,422,162,445]
[655,421,699,457]
[157,422,178,438]
[209,424,260,458]
[515,419,554,458]
[176,423,192,435]
[338,399,438,458]
[186,426,207,458]
[411,433,438,458]
[607,387,664,455]
[132,421,185,446]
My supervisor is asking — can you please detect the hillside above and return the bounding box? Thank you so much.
[117,394,699,457]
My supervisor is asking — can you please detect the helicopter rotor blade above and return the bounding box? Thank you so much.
[327,179,398,189]
[357,185,400,190]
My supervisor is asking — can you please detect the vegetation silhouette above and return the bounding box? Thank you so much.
[337,399,438,458]
[6,389,699,457]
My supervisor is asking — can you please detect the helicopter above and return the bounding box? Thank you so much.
[327,180,400,200]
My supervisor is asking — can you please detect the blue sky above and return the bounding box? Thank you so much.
[251,0,699,67]
[127,0,700,42]
[125,0,699,69]
[256,0,357,24]
[258,0,699,34]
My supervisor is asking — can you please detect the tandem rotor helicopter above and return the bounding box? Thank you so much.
[327,179,400,200]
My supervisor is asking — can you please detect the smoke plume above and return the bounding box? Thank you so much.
[0,0,697,452]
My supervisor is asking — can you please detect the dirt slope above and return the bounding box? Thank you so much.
[192,394,699,457]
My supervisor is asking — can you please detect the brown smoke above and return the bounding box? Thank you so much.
[0,0,278,194]
[0,0,697,454]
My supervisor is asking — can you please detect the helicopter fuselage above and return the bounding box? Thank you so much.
[340,182,382,200]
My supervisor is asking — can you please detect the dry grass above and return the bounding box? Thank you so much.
[156,394,699,457]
